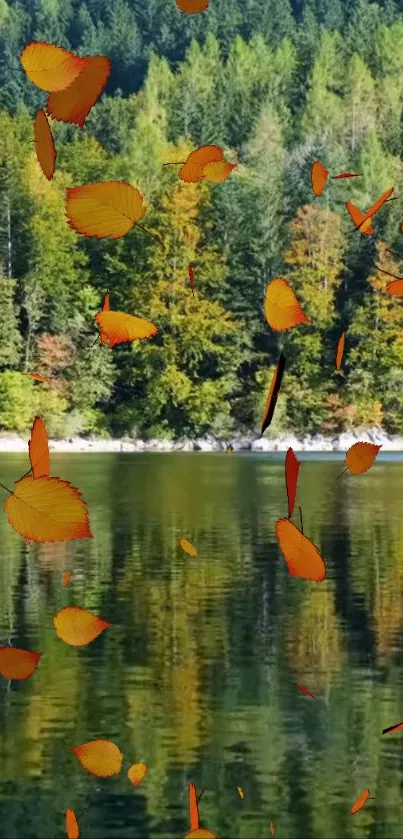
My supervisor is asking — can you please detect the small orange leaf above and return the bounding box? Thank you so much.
[53,605,112,647]
[179,538,198,557]
[65,809,80,839]
[261,354,286,435]
[285,447,300,519]
[34,109,56,181]
[4,476,92,543]
[24,373,52,384]
[344,442,382,475]
[127,762,147,788]
[47,55,111,127]
[29,416,50,479]
[335,331,345,370]
[189,264,195,296]
[202,161,236,184]
[95,310,158,348]
[179,146,223,183]
[176,0,209,12]
[237,786,244,799]
[382,721,403,735]
[63,570,71,588]
[346,202,373,236]
[71,739,123,777]
[352,187,394,233]
[102,291,110,311]
[189,783,200,831]
[0,647,42,680]
[270,823,275,837]
[275,518,326,582]
[332,172,362,180]
[386,279,403,295]
[350,789,371,815]
[311,161,329,196]
[294,682,315,699]
[264,278,311,332]
[66,181,146,240]
[20,42,86,92]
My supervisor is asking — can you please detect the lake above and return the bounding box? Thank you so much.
[1,451,403,839]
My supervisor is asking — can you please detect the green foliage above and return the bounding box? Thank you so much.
[0,371,36,432]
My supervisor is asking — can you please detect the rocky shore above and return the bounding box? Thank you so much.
[0,427,402,453]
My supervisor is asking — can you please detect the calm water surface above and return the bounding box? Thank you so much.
[1,452,403,839]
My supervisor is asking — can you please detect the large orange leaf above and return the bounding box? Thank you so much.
[345,202,373,236]
[184,832,218,839]
[179,146,223,183]
[275,518,327,582]
[335,331,345,370]
[66,181,146,240]
[53,606,112,647]
[95,310,158,348]
[350,789,371,815]
[127,762,147,788]
[176,0,209,12]
[202,161,236,184]
[29,416,50,479]
[4,476,92,543]
[46,55,111,127]
[65,809,80,839]
[0,647,42,680]
[261,353,286,436]
[264,278,311,332]
[20,42,86,92]
[34,109,56,181]
[344,442,382,475]
[71,740,123,777]
[311,161,329,196]
[179,537,198,557]
[285,447,300,519]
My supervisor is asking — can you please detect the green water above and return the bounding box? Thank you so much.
[1,452,403,839]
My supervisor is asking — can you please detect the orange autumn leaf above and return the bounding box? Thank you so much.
[29,416,50,479]
[63,570,71,588]
[127,762,147,788]
[24,373,52,384]
[53,605,112,647]
[71,740,123,778]
[20,42,86,92]
[66,181,146,240]
[386,278,403,296]
[237,786,244,799]
[264,278,311,332]
[34,108,56,181]
[332,172,362,180]
[46,55,111,127]
[176,0,209,13]
[382,721,403,735]
[0,647,42,680]
[285,447,300,519]
[65,809,80,839]
[344,442,382,475]
[335,330,345,370]
[179,537,198,557]
[184,831,218,839]
[95,304,158,348]
[352,187,394,233]
[189,264,195,296]
[345,202,373,236]
[179,146,223,183]
[270,823,275,837]
[202,161,236,184]
[102,291,110,311]
[189,783,200,831]
[275,518,327,582]
[294,682,315,699]
[350,789,371,815]
[261,353,286,436]
[311,161,329,196]
[4,476,92,543]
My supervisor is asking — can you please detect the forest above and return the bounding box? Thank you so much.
[0,0,403,440]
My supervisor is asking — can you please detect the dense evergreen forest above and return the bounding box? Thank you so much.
[1,0,403,440]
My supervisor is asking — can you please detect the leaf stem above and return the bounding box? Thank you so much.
[136,223,164,247]
[0,481,12,494]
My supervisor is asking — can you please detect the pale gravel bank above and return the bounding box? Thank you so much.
[0,428,402,453]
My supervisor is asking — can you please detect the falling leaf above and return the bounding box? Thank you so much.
[202,161,236,184]
[346,202,373,236]
[179,538,198,557]
[66,181,146,240]
[294,682,315,699]
[71,740,123,778]
[275,518,327,582]
[0,647,42,680]
[335,331,345,370]
[176,0,209,13]
[285,447,300,519]
[63,570,71,588]
[332,172,362,180]
[311,161,329,196]
[189,264,195,296]
[184,831,218,839]
[95,303,158,348]
[20,42,86,92]
[189,782,200,832]
[29,416,50,479]
[386,279,403,296]
[127,763,147,788]
[47,55,111,127]
[264,278,311,332]
[53,605,112,647]
[352,187,394,233]
[345,442,382,475]
[179,146,223,183]
[261,353,286,436]
[102,291,110,311]
[237,786,244,799]
[34,109,56,181]
[270,823,275,837]
[382,721,403,735]
[350,789,371,815]
[4,476,92,543]
[65,809,80,839]
[23,373,52,384]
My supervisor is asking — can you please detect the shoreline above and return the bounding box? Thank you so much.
[0,428,402,453]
